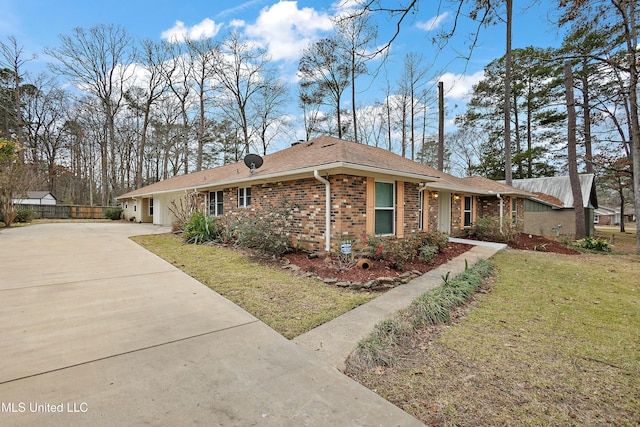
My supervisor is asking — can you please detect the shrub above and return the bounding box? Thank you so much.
[419,244,438,262]
[234,200,295,256]
[364,235,385,260]
[385,236,421,270]
[182,211,221,244]
[575,236,612,252]
[105,207,122,220]
[15,209,35,223]
[167,191,200,232]
[417,230,449,252]
[471,215,520,244]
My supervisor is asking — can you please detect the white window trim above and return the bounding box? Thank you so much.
[375,180,395,236]
[209,191,224,216]
[463,196,473,228]
[238,187,251,208]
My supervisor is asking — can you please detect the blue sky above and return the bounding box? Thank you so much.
[1,0,567,142]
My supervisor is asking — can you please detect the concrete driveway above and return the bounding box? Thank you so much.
[0,222,422,426]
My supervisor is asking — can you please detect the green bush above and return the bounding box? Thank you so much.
[234,201,295,256]
[575,236,612,252]
[417,230,450,252]
[105,207,122,220]
[183,211,221,244]
[365,235,386,260]
[15,209,35,223]
[419,244,438,262]
[471,215,520,244]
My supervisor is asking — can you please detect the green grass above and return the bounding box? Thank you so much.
[131,233,379,339]
[348,250,640,426]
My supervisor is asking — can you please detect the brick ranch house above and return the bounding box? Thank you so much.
[117,136,532,252]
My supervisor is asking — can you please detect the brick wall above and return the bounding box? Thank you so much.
[427,191,439,231]
[205,176,527,252]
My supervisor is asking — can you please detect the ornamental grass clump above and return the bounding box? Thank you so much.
[349,259,494,370]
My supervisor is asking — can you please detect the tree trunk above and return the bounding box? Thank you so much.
[503,0,513,185]
[438,81,444,171]
[564,61,586,239]
[581,57,594,174]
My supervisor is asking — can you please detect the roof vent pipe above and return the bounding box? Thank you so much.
[313,170,331,252]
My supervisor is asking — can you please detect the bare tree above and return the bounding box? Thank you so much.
[253,77,291,155]
[214,31,273,156]
[298,37,350,139]
[130,39,170,185]
[186,38,218,171]
[163,41,193,175]
[333,11,377,143]
[46,24,134,205]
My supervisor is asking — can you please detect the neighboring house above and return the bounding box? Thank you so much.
[117,136,531,252]
[12,191,57,206]
[506,174,598,237]
[595,205,636,225]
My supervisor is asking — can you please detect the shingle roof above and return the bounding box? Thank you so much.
[17,191,56,200]
[117,136,529,199]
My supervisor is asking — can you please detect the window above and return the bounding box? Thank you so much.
[125,202,128,210]
[375,181,395,235]
[209,191,224,216]
[238,187,251,208]
[594,214,600,224]
[464,196,473,228]
[512,198,518,224]
[149,198,154,216]
[133,200,137,212]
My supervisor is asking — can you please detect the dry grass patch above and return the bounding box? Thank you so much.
[131,233,379,339]
[347,250,640,426]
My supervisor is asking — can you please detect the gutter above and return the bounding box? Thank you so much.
[314,170,331,252]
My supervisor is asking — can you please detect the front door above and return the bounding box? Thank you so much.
[438,191,451,233]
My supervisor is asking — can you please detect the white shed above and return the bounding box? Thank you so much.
[12,191,57,205]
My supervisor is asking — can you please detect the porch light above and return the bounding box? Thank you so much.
[433,192,439,198]
[454,194,460,200]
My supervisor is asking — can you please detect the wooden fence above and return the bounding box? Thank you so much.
[14,204,112,219]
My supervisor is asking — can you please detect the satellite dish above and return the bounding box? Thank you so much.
[243,154,263,175]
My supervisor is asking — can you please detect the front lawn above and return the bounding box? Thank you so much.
[131,233,380,339]
[347,250,640,425]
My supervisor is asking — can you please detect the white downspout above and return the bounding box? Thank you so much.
[497,193,503,234]
[418,183,428,230]
[314,170,331,252]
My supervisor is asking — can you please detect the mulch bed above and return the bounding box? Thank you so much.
[282,233,580,284]
[283,242,472,283]
[508,233,581,255]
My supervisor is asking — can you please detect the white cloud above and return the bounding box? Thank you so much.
[436,70,484,101]
[417,12,449,32]
[161,18,223,43]
[244,1,333,62]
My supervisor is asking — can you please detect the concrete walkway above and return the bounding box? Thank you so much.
[294,239,506,372]
[0,223,423,426]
